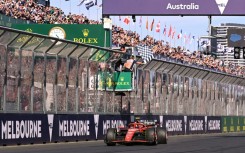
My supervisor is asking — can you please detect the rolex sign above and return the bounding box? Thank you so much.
[11,24,110,47]
[97,72,133,91]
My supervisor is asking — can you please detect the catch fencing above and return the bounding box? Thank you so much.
[0,26,245,116]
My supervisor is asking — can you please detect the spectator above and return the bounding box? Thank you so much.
[123,55,144,72]
[114,45,130,71]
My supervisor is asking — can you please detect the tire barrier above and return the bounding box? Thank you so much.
[0,113,243,146]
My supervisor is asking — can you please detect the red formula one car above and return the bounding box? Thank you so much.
[104,121,167,146]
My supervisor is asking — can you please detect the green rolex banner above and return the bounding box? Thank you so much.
[97,72,133,91]
[11,24,110,47]
[97,71,113,90]
[112,72,132,91]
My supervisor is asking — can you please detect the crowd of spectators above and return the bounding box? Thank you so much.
[0,0,100,24]
[112,25,245,77]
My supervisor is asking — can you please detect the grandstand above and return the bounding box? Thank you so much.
[0,0,244,116]
[0,0,244,76]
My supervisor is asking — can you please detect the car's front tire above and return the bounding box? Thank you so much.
[105,128,117,146]
[145,128,157,145]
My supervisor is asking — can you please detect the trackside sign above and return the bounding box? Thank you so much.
[0,114,228,146]
[103,0,245,16]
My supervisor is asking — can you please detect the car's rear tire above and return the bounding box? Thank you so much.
[145,128,157,145]
[105,128,117,146]
[156,127,167,144]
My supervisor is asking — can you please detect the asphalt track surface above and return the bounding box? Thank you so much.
[1,132,245,153]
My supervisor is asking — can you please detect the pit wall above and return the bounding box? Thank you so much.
[0,113,243,146]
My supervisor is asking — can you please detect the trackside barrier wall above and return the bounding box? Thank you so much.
[222,116,245,132]
[186,116,205,135]
[162,115,185,135]
[0,113,225,146]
